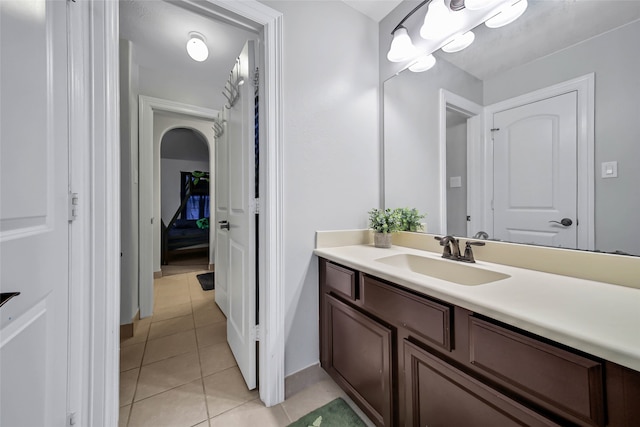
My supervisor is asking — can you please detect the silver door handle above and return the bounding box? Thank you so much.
[0,292,20,308]
[218,220,230,230]
[549,218,573,227]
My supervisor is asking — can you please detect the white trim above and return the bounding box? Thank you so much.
[483,74,595,250]
[438,90,483,236]
[138,96,217,318]
[80,0,285,422]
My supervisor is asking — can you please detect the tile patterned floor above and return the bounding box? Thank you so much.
[119,270,373,427]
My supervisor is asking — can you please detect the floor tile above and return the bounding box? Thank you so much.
[143,329,197,365]
[120,342,145,372]
[280,378,346,423]
[203,367,258,418]
[120,368,140,407]
[199,342,237,378]
[192,421,209,427]
[192,300,226,328]
[154,292,191,309]
[209,399,290,427]
[152,302,193,323]
[148,314,195,340]
[128,379,208,427]
[135,351,202,401]
[121,318,151,348]
[119,404,131,427]
[195,322,226,348]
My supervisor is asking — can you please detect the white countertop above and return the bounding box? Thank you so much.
[314,244,640,372]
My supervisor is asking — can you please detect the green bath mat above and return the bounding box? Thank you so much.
[288,398,367,427]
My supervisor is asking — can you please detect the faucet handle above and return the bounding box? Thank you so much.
[462,240,485,263]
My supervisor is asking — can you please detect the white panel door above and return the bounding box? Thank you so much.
[0,1,70,426]
[493,91,577,248]
[216,41,257,390]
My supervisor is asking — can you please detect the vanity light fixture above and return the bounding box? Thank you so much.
[464,0,499,11]
[485,0,528,28]
[186,32,208,62]
[420,0,456,40]
[442,31,475,53]
[387,27,419,62]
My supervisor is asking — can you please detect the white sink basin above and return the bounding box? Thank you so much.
[375,254,510,286]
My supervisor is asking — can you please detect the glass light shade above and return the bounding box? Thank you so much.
[464,0,499,11]
[409,54,436,72]
[485,0,528,28]
[420,0,453,40]
[441,31,475,53]
[187,32,209,62]
[387,27,419,62]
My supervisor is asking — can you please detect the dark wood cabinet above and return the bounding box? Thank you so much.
[318,257,640,426]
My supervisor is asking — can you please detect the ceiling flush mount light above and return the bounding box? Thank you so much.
[387,27,419,62]
[186,32,208,62]
[409,54,436,72]
[442,31,475,53]
[485,0,528,28]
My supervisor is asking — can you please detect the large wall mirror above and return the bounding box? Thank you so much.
[383,0,640,256]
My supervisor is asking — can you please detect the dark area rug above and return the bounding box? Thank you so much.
[288,398,366,427]
[196,272,215,291]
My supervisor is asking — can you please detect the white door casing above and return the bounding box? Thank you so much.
[219,41,258,390]
[493,92,578,248]
[0,1,69,425]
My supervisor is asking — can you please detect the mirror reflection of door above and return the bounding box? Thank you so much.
[492,91,578,248]
[446,109,469,237]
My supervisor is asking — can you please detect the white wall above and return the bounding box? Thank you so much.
[261,0,380,377]
[160,158,209,224]
[483,21,640,255]
[153,114,216,272]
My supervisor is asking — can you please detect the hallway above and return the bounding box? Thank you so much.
[119,267,370,426]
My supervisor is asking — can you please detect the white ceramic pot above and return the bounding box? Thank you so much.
[374,232,392,248]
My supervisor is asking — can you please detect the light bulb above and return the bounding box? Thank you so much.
[420,0,456,40]
[485,0,528,28]
[409,54,436,72]
[387,27,419,62]
[441,31,475,53]
[187,32,209,62]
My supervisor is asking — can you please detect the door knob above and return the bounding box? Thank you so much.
[1,292,20,308]
[218,220,230,230]
[549,218,573,227]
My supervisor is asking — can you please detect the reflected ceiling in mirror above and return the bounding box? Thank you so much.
[382,1,640,256]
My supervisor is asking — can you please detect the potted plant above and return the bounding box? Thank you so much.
[368,208,401,248]
[396,207,426,232]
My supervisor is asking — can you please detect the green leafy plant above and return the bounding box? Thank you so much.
[368,208,402,233]
[396,207,426,232]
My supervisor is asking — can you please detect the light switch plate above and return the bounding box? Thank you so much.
[450,176,462,188]
[601,161,618,178]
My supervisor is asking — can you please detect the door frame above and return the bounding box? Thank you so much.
[482,74,595,250]
[72,0,285,424]
[438,89,483,236]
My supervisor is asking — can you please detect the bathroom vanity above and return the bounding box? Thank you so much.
[315,232,640,427]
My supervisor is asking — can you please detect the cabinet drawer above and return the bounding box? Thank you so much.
[469,317,605,426]
[361,275,452,351]
[404,339,559,427]
[323,260,358,300]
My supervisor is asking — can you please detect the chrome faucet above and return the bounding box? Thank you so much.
[473,231,489,240]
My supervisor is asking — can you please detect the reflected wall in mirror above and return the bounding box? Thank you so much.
[383,0,640,256]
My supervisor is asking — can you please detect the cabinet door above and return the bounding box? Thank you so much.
[403,340,559,427]
[323,294,393,427]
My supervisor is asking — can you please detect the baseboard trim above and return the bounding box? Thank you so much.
[153,270,162,279]
[285,363,327,399]
[208,264,214,271]
[119,310,140,339]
